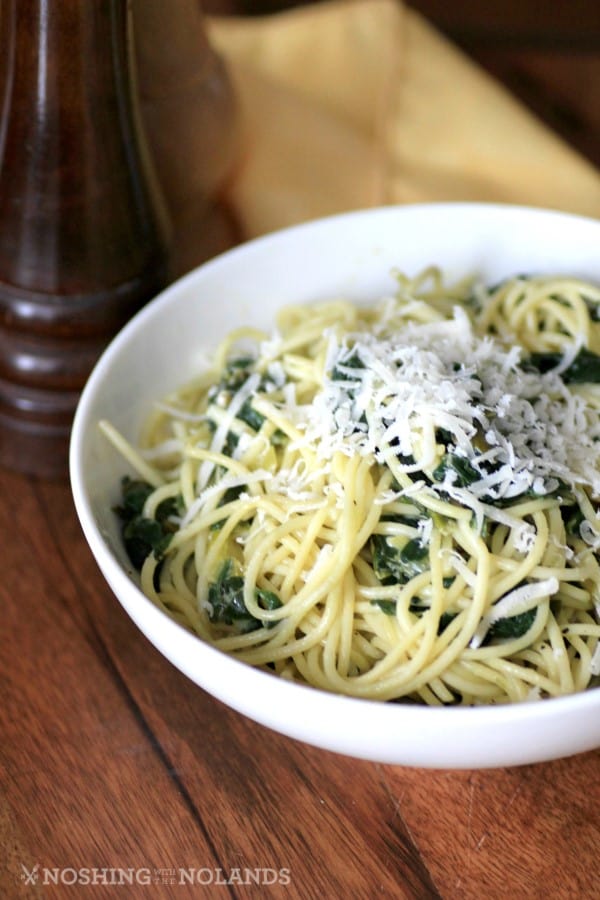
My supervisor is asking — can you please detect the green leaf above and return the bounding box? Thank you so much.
[372,599,397,615]
[438,611,458,634]
[255,588,282,628]
[432,454,480,487]
[237,399,265,432]
[122,517,173,569]
[371,535,429,585]
[487,607,536,640]
[115,477,153,521]
[561,504,585,538]
[156,494,183,525]
[207,560,282,634]
[208,356,274,435]
[205,419,240,458]
[331,349,364,381]
[270,428,287,446]
[373,600,454,630]
[525,347,600,384]
[116,478,178,570]
[218,357,256,393]
[210,482,248,532]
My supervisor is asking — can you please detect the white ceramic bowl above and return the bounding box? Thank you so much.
[70,203,600,769]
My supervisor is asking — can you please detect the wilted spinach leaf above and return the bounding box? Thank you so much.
[487,607,536,641]
[115,477,178,570]
[208,560,282,634]
[371,535,429,585]
[432,454,480,488]
[524,347,600,384]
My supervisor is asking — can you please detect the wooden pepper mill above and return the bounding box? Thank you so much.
[0,0,170,478]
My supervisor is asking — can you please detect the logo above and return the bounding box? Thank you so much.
[19,864,292,887]
[20,865,39,886]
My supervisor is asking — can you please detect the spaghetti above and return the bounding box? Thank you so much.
[101,267,600,705]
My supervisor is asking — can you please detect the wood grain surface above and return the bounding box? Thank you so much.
[2,467,599,897]
[2,0,600,897]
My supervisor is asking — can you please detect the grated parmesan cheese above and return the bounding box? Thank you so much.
[299,308,600,508]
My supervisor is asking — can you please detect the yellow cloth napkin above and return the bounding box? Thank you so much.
[207,0,600,241]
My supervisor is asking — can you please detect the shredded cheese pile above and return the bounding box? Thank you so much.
[301,307,600,500]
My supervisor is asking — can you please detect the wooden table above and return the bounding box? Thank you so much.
[2,1,600,897]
